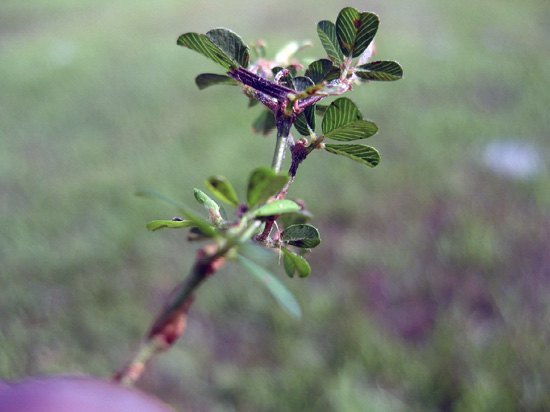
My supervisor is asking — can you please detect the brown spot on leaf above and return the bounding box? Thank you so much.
[354,18,362,29]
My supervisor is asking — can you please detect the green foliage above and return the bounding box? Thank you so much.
[177,32,237,71]
[324,143,380,167]
[204,28,250,68]
[193,188,224,226]
[237,255,302,318]
[246,167,289,208]
[136,189,217,237]
[150,6,401,319]
[304,59,337,85]
[317,20,344,64]
[253,199,301,217]
[335,8,379,58]
[322,98,363,134]
[146,219,194,231]
[281,224,321,249]
[205,175,240,207]
[355,60,403,81]
[177,28,249,71]
[281,247,311,278]
[5,1,550,411]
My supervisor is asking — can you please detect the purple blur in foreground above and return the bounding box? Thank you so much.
[0,376,173,412]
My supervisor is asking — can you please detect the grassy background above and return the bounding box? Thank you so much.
[1,1,550,411]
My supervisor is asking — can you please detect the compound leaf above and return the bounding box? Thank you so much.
[355,60,404,81]
[336,8,379,58]
[238,255,302,318]
[324,143,380,167]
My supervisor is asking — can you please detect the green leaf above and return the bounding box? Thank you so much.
[336,8,379,58]
[252,110,276,135]
[294,107,315,137]
[281,247,312,278]
[193,188,223,226]
[305,59,335,84]
[355,60,404,81]
[136,189,217,237]
[324,143,380,167]
[238,255,302,318]
[177,32,236,70]
[324,120,378,141]
[292,76,316,137]
[321,97,363,134]
[146,219,194,231]
[247,167,289,208]
[205,28,250,68]
[253,199,301,217]
[317,20,345,64]
[195,73,239,90]
[282,224,321,248]
[205,175,240,207]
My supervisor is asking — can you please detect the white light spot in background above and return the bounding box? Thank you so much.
[482,139,544,180]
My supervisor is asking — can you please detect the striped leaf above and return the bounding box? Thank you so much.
[321,97,363,135]
[305,59,335,84]
[177,32,236,71]
[205,28,250,68]
[336,8,379,58]
[324,143,380,167]
[317,20,345,64]
[355,60,404,81]
[324,120,378,141]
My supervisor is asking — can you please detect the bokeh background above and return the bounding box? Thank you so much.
[1,1,549,411]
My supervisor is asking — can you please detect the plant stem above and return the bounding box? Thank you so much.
[271,115,292,173]
[113,242,229,386]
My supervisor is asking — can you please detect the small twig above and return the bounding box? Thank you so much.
[113,243,228,386]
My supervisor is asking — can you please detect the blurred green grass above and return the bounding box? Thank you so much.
[1,1,550,411]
